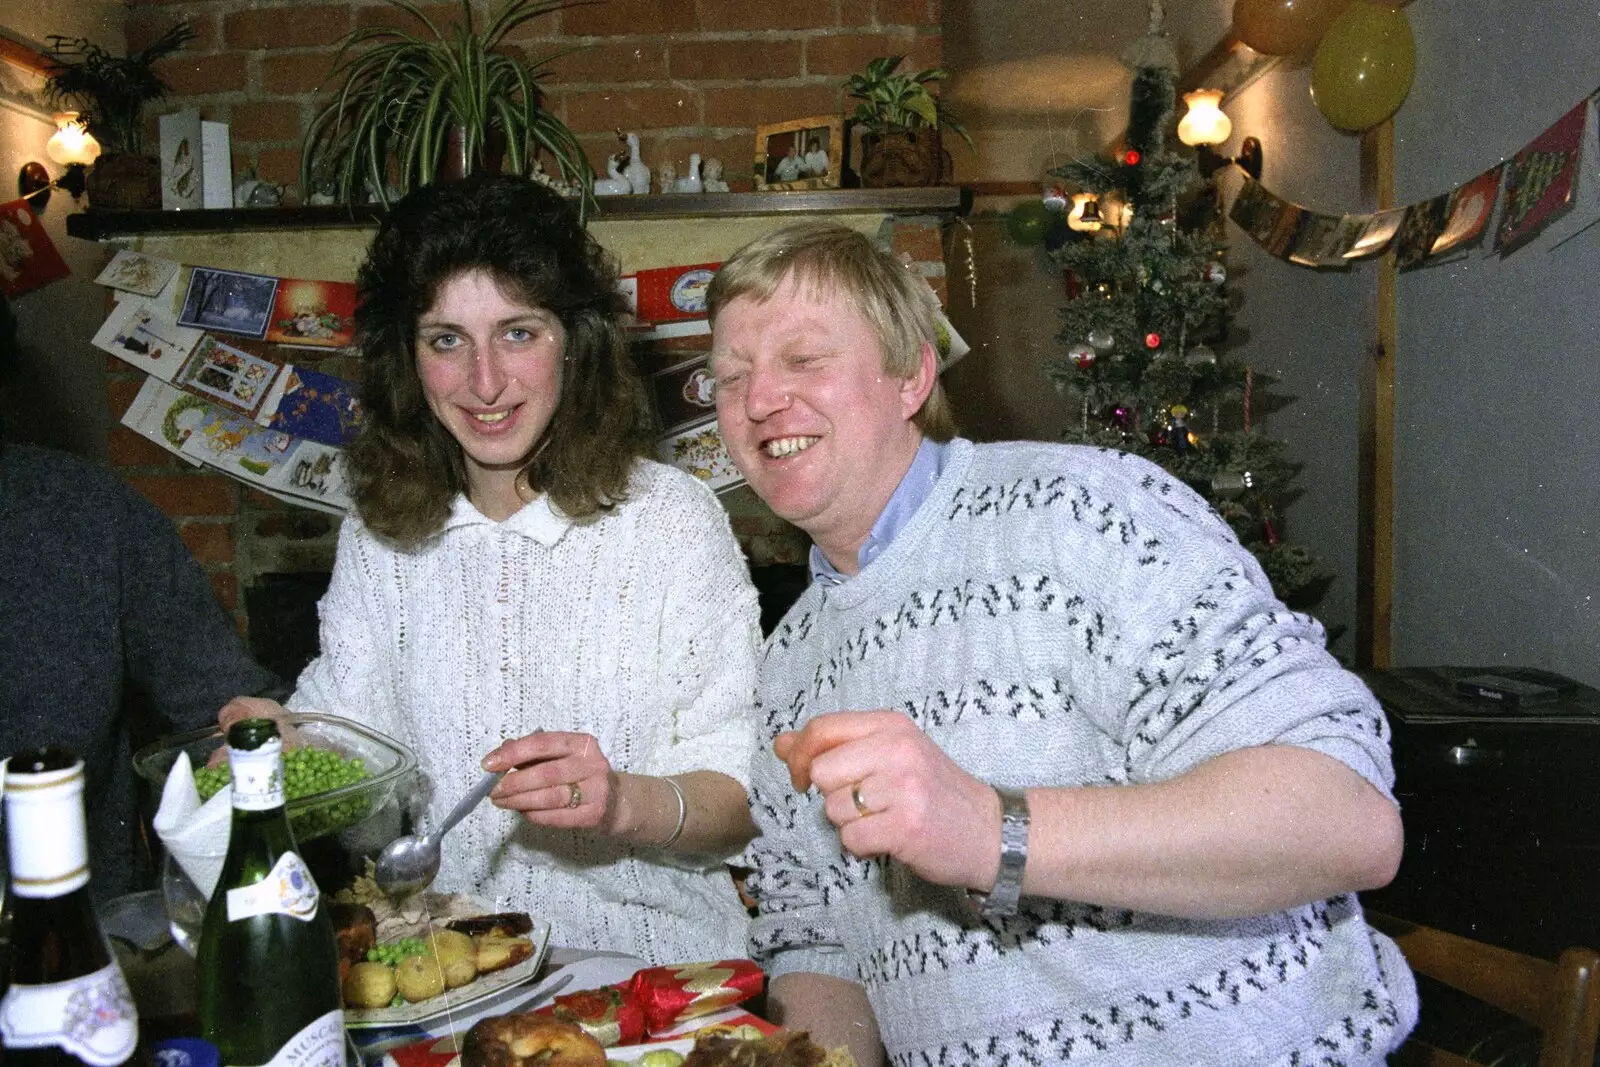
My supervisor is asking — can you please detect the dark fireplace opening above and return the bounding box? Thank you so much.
[245,571,332,687]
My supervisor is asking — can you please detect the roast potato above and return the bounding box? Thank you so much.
[342,961,398,1010]
[394,952,446,1003]
[474,932,533,974]
[429,928,477,988]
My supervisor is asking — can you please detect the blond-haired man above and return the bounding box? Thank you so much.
[708,221,1418,1067]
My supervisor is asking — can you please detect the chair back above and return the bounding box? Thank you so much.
[1368,910,1600,1067]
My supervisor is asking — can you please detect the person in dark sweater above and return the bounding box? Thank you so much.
[0,292,282,901]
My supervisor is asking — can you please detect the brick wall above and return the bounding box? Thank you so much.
[123,0,943,194]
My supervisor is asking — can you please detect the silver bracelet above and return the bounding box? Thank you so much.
[969,786,1029,919]
[656,776,687,849]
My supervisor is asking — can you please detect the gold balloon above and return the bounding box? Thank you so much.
[1232,0,1351,56]
[1310,1,1417,132]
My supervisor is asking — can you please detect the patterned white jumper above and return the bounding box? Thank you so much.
[291,460,762,965]
[746,439,1419,1066]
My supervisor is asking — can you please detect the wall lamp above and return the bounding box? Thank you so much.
[1177,89,1263,182]
[18,112,102,212]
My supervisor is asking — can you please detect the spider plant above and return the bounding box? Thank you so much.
[301,0,593,209]
[845,55,972,149]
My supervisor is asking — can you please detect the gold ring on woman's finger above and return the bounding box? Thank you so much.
[851,783,870,818]
[566,782,582,808]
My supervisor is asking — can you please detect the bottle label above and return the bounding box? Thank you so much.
[225,1010,343,1067]
[230,736,285,811]
[0,961,139,1067]
[225,851,320,923]
[2,759,89,897]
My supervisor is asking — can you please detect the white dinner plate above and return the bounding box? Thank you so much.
[343,917,553,1029]
[603,1037,695,1063]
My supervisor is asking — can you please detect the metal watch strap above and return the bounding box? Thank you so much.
[971,786,1029,919]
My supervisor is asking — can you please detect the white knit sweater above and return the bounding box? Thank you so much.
[746,439,1419,1066]
[291,460,762,965]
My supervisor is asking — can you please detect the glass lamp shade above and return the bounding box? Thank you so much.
[1177,89,1232,147]
[1067,192,1103,233]
[46,113,102,167]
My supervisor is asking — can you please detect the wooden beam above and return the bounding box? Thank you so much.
[1356,120,1397,667]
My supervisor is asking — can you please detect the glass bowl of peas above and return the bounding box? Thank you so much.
[134,713,419,952]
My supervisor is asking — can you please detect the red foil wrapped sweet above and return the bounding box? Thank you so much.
[537,984,646,1048]
[628,959,765,1034]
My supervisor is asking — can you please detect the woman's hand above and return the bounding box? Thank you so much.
[775,710,1003,892]
[482,731,617,831]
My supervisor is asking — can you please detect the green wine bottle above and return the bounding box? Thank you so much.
[195,720,343,1067]
[0,748,143,1067]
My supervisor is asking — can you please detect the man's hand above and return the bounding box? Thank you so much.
[774,710,1003,892]
[211,696,302,765]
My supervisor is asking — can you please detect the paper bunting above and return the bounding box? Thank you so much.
[1229,88,1597,269]
[1495,98,1588,257]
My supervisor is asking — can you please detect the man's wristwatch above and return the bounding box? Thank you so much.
[969,786,1029,919]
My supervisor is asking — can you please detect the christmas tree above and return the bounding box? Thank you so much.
[1044,3,1332,610]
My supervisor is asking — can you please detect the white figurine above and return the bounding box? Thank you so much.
[622,132,651,194]
[594,153,632,196]
[674,153,703,194]
[656,162,676,195]
[702,157,728,193]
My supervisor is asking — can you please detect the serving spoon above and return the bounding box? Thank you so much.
[373,769,504,898]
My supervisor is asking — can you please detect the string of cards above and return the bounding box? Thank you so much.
[96,251,360,515]
[1230,90,1598,270]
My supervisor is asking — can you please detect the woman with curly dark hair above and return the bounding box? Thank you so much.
[222,175,762,964]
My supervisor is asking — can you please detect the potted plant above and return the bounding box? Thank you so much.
[301,0,593,210]
[845,55,972,188]
[44,21,196,210]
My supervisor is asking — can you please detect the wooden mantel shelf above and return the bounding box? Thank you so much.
[65,187,968,241]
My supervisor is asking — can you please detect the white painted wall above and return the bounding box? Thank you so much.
[0,1,123,456]
[1387,0,1600,684]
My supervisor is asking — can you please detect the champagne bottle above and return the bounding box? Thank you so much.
[195,720,343,1067]
[0,747,141,1067]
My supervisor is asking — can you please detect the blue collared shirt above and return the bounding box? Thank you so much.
[809,437,950,587]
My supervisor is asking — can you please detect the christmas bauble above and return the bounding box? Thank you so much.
[1088,329,1114,351]
[1006,199,1055,245]
[1203,261,1227,285]
[1123,149,1142,166]
[1068,344,1097,369]
[1144,332,1162,349]
[1211,469,1251,499]
[1110,405,1134,429]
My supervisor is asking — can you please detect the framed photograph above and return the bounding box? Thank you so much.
[754,116,842,191]
[177,265,281,339]
[0,29,53,122]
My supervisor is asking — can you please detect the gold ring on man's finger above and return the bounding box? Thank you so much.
[566,782,582,808]
[851,783,870,818]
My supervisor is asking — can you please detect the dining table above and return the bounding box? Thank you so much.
[104,889,773,1066]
